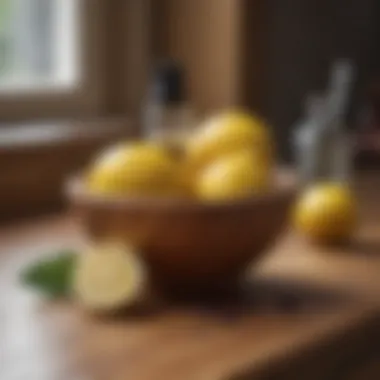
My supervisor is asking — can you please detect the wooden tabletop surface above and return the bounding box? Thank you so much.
[1,174,380,380]
[260,174,380,300]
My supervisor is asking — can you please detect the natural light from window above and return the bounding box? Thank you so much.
[0,0,79,93]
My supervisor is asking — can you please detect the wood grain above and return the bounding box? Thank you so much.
[0,174,380,379]
[67,170,296,290]
[259,173,380,301]
[153,0,248,112]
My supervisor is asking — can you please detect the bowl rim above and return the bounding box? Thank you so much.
[66,167,297,212]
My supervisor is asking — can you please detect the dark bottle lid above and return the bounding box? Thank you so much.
[150,60,186,105]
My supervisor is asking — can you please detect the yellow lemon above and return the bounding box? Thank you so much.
[175,159,197,197]
[87,142,177,196]
[196,150,271,201]
[73,242,146,312]
[293,183,357,243]
[186,110,273,169]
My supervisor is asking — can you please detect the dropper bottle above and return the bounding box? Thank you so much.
[144,60,195,154]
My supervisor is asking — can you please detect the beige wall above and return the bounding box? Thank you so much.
[105,0,260,117]
[0,1,259,121]
[153,0,247,113]
[103,1,151,118]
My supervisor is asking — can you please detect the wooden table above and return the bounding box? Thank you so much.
[1,176,380,380]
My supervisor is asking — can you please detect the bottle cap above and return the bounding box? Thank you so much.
[150,60,186,105]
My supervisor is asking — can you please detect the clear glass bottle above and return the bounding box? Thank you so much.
[324,60,354,183]
[294,60,354,185]
[294,94,330,184]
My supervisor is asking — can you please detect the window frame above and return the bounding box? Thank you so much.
[0,0,106,121]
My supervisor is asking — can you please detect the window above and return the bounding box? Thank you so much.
[0,0,78,92]
[0,0,104,120]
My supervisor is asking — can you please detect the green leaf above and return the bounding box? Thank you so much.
[21,250,77,298]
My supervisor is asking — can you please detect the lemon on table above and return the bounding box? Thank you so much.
[185,110,273,169]
[293,183,357,243]
[87,142,177,196]
[73,242,146,312]
[196,150,271,201]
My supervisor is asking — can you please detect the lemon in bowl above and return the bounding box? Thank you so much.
[67,110,297,291]
[185,110,273,170]
[68,168,296,290]
[196,150,271,201]
[87,142,178,197]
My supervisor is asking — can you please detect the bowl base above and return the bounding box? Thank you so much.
[152,275,246,303]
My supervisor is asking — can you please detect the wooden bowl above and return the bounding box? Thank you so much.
[67,170,296,291]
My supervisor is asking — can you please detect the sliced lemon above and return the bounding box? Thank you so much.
[73,242,146,312]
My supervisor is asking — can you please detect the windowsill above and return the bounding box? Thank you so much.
[0,118,135,150]
[0,77,76,95]
[0,117,137,222]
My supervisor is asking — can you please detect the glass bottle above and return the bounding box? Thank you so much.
[294,60,354,185]
[143,60,195,155]
[293,94,329,184]
[324,60,354,183]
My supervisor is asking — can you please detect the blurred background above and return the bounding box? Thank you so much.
[0,0,77,87]
[0,0,380,221]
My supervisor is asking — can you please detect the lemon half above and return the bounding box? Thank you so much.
[73,243,146,312]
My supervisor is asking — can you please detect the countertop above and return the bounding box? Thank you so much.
[0,174,380,379]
